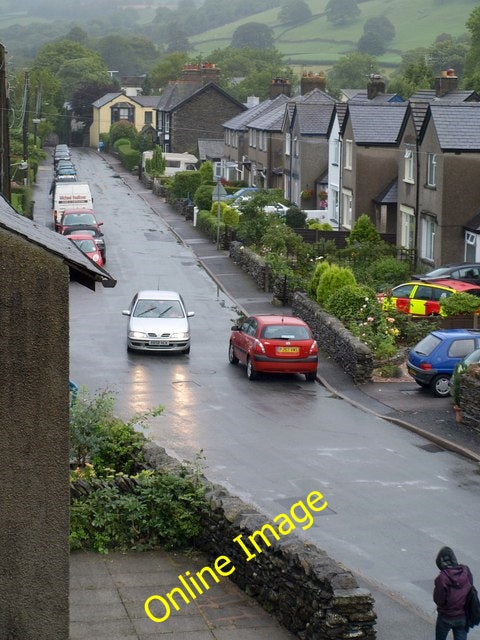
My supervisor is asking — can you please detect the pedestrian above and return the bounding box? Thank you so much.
[98,140,105,153]
[434,546,473,640]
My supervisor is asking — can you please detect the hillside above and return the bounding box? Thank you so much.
[188,0,477,70]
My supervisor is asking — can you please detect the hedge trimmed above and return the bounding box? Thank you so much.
[117,143,141,172]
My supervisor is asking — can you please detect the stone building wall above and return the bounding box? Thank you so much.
[230,241,271,292]
[141,442,376,640]
[292,292,374,383]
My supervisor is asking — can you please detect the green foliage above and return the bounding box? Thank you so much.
[285,206,307,229]
[440,292,480,317]
[109,121,137,144]
[326,0,361,27]
[117,144,141,172]
[171,171,202,199]
[347,214,382,246]
[70,389,116,468]
[363,16,396,43]
[327,53,380,96]
[113,137,132,151]
[231,22,274,49]
[194,184,214,210]
[308,260,331,298]
[197,210,225,241]
[358,32,386,56]
[145,145,166,177]
[236,202,269,246]
[70,471,205,553]
[316,264,356,306]
[364,256,411,290]
[325,283,376,323]
[308,221,334,231]
[199,161,214,183]
[278,0,312,24]
[222,206,240,227]
[150,52,190,90]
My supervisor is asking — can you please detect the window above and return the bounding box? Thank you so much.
[285,132,291,156]
[344,139,352,170]
[404,148,414,183]
[448,339,476,358]
[144,111,152,125]
[342,189,353,228]
[332,138,340,165]
[250,129,257,148]
[465,231,477,262]
[111,105,134,124]
[414,286,435,300]
[392,284,414,298]
[421,216,435,261]
[400,206,415,248]
[427,153,437,187]
[164,114,170,133]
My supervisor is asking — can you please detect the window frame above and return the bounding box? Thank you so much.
[427,152,437,187]
[344,139,352,170]
[404,148,414,184]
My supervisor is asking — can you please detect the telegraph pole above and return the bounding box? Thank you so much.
[0,43,11,201]
[22,70,30,163]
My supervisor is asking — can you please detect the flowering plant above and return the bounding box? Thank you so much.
[301,188,313,200]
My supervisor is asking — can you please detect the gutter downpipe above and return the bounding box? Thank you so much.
[413,137,420,270]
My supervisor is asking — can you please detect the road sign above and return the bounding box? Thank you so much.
[212,182,227,201]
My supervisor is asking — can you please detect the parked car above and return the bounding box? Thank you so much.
[228,314,318,381]
[67,233,104,267]
[263,203,291,214]
[406,328,480,396]
[413,263,480,286]
[62,225,106,261]
[224,187,260,201]
[377,280,480,316]
[122,290,194,354]
[55,166,77,178]
[57,209,103,236]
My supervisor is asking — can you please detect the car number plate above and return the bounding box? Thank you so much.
[277,346,299,354]
[149,340,169,346]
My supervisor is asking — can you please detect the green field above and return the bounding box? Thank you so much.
[189,0,477,69]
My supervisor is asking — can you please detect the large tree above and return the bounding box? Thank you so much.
[56,57,112,96]
[70,80,120,127]
[363,16,395,43]
[325,0,361,27]
[327,53,380,95]
[93,35,159,76]
[149,52,190,90]
[461,6,480,89]
[231,23,274,49]
[34,39,101,76]
[278,0,312,24]
[357,32,386,56]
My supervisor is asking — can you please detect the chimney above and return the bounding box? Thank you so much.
[181,62,221,85]
[301,71,326,95]
[367,74,386,100]
[269,77,291,99]
[435,69,458,97]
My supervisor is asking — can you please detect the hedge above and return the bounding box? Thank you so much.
[117,143,141,172]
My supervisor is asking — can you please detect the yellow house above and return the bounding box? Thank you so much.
[89,92,161,148]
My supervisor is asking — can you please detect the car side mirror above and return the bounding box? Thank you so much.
[121,310,130,316]
[231,325,241,331]
[187,311,195,317]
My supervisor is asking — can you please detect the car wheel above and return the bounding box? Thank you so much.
[430,374,451,398]
[246,357,257,380]
[305,372,317,382]
[228,342,239,365]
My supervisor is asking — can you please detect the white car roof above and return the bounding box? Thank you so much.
[136,290,182,300]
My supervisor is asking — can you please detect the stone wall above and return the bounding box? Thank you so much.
[459,369,480,433]
[142,441,376,640]
[292,292,374,383]
[230,241,271,292]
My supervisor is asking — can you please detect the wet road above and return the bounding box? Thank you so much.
[35,148,480,639]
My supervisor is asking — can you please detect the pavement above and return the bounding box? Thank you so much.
[57,150,480,639]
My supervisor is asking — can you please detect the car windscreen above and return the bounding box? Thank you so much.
[133,299,184,318]
[261,325,311,340]
[73,239,96,252]
[413,334,441,355]
[425,267,451,277]
[63,214,96,226]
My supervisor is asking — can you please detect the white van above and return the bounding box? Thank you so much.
[53,183,93,227]
[142,151,198,177]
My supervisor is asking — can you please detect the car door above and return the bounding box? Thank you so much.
[390,284,415,314]
[233,318,255,364]
[410,284,443,316]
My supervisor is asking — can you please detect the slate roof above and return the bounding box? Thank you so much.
[197,139,224,160]
[135,95,161,108]
[157,81,245,113]
[0,196,115,291]
[223,94,288,130]
[464,211,480,232]
[427,103,480,151]
[92,93,160,109]
[373,178,398,204]
[410,90,479,103]
[348,91,404,104]
[346,103,408,145]
[300,88,336,104]
[335,103,348,129]
[248,101,288,131]
[92,92,123,108]
[293,103,335,136]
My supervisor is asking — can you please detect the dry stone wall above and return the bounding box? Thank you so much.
[230,240,271,292]
[459,371,480,432]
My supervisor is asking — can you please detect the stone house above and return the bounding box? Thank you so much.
[89,92,161,148]
[156,64,245,155]
[0,197,115,639]
[398,102,480,268]
[339,102,408,234]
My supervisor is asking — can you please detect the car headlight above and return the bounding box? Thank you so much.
[171,332,189,339]
[128,331,148,338]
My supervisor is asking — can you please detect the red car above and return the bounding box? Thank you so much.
[67,233,104,267]
[56,209,103,235]
[229,315,318,381]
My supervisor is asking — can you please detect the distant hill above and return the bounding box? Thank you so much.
[188,0,476,70]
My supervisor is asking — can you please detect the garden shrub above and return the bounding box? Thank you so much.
[285,206,307,229]
[308,220,334,230]
[194,184,213,210]
[308,260,331,298]
[199,160,213,183]
[109,121,137,145]
[316,264,356,305]
[145,145,166,177]
[70,470,206,553]
[197,210,224,241]
[365,256,411,290]
[346,213,382,246]
[171,171,202,199]
[117,143,141,171]
[440,292,480,316]
[325,283,376,323]
[113,137,132,151]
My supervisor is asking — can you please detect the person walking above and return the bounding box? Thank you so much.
[434,546,473,640]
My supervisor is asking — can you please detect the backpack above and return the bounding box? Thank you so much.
[465,585,480,630]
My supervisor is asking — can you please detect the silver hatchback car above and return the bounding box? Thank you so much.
[122,290,194,353]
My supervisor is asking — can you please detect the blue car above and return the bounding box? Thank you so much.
[407,329,480,397]
[224,187,259,201]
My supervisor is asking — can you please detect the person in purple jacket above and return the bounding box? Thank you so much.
[434,546,473,640]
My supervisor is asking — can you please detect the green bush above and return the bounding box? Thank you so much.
[145,145,166,177]
[199,160,213,183]
[440,292,480,316]
[197,210,224,241]
[117,144,141,171]
[194,184,214,210]
[285,206,307,228]
[365,256,411,290]
[316,264,356,305]
[109,121,137,145]
[308,260,331,298]
[70,471,205,553]
[308,220,334,230]
[347,213,382,246]
[325,283,376,323]
[113,137,132,151]
[171,171,202,199]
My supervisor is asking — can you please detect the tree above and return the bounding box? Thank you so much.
[363,16,395,43]
[150,52,189,90]
[145,146,166,177]
[70,80,119,128]
[34,39,101,76]
[57,57,112,96]
[166,23,191,53]
[327,53,380,95]
[387,59,435,98]
[463,6,480,90]
[93,35,159,76]
[325,0,360,27]
[278,0,312,24]
[231,23,274,50]
[358,32,386,57]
